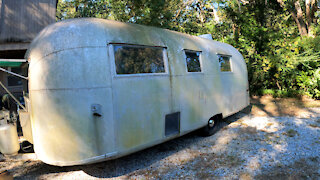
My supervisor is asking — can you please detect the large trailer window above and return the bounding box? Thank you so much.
[185,50,201,72]
[218,55,232,72]
[113,45,165,74]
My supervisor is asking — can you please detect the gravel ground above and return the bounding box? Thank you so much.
[1,107,320,179]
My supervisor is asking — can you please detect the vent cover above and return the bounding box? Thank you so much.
[165,112,180,136]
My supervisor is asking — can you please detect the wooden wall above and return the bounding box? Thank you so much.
[0,0,57,50]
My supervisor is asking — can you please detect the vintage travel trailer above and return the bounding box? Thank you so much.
[22,18,249,166]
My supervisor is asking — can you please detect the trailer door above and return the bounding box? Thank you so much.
[109,44,172,152]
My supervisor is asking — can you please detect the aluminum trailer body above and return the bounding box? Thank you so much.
[26,18,249,166]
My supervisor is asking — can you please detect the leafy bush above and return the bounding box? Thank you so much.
[236,33,320,99]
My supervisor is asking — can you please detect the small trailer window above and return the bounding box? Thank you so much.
[218,55,232,72]
[114,45,165,74]
[185,51,201,72]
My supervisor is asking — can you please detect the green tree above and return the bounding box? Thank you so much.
[276,0,318,37]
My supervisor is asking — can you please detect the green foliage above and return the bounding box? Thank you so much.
[56,0,320,99]
[218,1,320,99]
[258,89,301,98]
[56,0,111,20]
[57,0,218,34]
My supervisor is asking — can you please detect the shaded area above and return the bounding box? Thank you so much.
[255,157,320,180]
[9,132,206,179]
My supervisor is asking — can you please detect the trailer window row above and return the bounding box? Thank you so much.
[112,44,232,75]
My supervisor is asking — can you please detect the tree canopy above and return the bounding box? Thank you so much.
[57,0,320,99]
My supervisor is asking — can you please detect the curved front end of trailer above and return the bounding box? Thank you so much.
[27,19,116,166]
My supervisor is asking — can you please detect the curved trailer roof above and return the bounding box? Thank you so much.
[27,18,241,65]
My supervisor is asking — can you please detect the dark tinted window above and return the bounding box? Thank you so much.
[114,45,165,74]
[185,51,201,72]
[218,55,231,72]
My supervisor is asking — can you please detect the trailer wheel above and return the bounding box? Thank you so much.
[201,114,222,136]
[20,141,34,153]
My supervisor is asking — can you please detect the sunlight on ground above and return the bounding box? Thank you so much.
[251,95,320,117]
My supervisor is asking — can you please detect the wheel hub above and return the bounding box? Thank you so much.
[208,119,215,128]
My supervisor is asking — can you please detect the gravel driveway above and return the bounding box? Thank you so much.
[1,107,320,179]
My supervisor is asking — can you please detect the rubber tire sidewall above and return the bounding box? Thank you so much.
[201,116,222,136]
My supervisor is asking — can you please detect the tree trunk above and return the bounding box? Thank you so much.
[232,23,239,43]
[311,0,318,24]
[276,0,318,37]
[306,0,318,36]
[294,0,308,36]
[290,11,308,36]
[306,0,312,26]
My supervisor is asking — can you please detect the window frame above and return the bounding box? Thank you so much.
[217,54,233,73]
[109,43,169,77]
[183,49,203,74]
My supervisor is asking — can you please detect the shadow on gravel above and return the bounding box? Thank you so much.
[254,157,320,180]
[14,132,204,179]
[13,109,250,179]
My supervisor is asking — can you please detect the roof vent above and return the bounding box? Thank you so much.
[198,34,213,40]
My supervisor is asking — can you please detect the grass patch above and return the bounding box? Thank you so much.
[256,89,301,98]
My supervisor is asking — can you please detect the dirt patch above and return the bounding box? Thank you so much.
[250,95,320,117]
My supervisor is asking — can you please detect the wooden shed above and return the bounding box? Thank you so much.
[0,0,57,96]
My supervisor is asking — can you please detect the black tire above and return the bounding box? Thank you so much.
[200,114,222,136]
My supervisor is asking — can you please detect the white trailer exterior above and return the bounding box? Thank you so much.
[26,18,249,166]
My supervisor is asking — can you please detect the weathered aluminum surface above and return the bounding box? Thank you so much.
[19,110,33,144]
[26,18,249,166]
